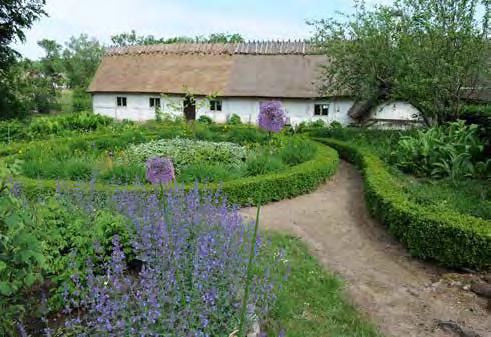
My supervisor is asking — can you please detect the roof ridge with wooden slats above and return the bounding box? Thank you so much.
[105,41,319,56]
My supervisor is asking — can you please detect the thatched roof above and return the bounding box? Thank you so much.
[88,42,330,98]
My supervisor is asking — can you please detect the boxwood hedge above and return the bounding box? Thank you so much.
[8,139,339,207]
[315,138,491,270]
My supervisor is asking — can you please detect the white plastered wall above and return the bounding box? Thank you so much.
[93,93,418,127]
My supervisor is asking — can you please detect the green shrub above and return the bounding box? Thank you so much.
[279,138,317,166]
[99,163,146,184]
[197,115,214,125]
[329,121,343,129]
[33,195,132,309]
[0,119,28,144]
[20,143,96,180]
[245,153,286,176]
[28,111,114,138]
[72,89,92,112]
[296,119,326,133]
[227,114,242,125]
[0,162,46,335]
[179,164,244,183]
[223,126,269,144]
[316,138,491,270]
[395,120,488,180]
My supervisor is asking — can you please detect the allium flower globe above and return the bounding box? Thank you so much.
[258,101,286,133]
[146,156,175,184]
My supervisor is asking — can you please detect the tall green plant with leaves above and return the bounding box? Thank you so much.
[395,120,489,180]
[0,161,46,335]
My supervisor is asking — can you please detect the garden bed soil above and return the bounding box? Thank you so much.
[241,161,490,337]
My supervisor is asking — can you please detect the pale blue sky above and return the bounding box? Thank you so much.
[14,0,391,59]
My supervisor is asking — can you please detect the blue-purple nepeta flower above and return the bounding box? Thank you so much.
[59,186,287,336]
[146,157,175,185]
[258,101,286,133]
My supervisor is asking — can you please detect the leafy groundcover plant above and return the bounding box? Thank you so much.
[48,185,286,337]
[123,138,248,175]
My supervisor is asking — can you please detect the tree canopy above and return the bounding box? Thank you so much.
[311,0,490,124]
[0,0,47,119]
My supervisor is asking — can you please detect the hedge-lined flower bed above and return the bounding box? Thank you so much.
[315,138,491,270]
[11,140,339,206]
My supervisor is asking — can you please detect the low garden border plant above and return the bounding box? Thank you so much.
[315,137,491,270]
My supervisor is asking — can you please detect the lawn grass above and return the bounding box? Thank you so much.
[265,233,382,337]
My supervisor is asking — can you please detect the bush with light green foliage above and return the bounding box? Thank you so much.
[197,115,214,125]
[0,161,46,335]
[227,113,242,125]
[296,119,326,133]
[28,111,115,137]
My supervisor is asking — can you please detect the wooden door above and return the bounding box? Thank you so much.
[183,97,196,121]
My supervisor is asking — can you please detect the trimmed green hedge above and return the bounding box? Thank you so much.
[315,138,491,270]
[11,141,339,206]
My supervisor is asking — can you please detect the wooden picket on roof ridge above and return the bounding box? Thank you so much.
[105,40,319,56]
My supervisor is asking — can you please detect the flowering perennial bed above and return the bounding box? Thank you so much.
[51,186,286,336]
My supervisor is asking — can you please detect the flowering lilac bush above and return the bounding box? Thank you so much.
[145,156,175,184]
[258,101,286,133]
[60,186,286,336]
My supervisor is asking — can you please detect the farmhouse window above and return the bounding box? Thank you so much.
[314,104,329,116]
[210,99,222,111]
[149,97,161,108]
[117,96,127,107]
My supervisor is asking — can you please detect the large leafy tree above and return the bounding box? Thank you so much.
[62,34,104,90]
[311,0,490,125]
[0,0,47,119]
[62,34,104,111]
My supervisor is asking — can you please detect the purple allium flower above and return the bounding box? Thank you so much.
[258,101,286,133]
[145,156,175,185]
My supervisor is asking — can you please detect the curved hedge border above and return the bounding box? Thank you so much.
[315,138,491,270]
[10,140,339,207]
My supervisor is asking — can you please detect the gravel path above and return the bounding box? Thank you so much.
[241,161,490,337]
